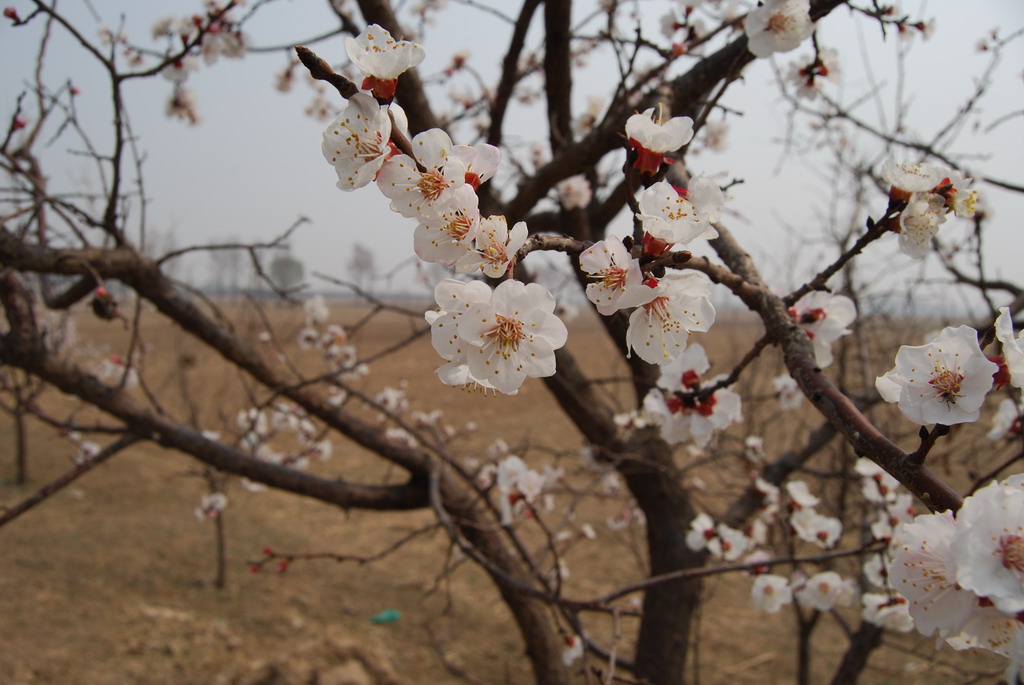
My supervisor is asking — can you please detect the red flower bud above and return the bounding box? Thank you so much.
[641,233,674,257]
[989,355,1010,390]
[361,76,398,101]
[681,369,701,389]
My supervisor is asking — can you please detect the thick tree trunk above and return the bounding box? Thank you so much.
[622,435,706,685]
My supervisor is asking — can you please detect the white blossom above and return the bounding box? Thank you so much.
[881,159,949,193]
[556,175,592,209]
[888,510,975,638]
[773,373,802,410]
[949,479,1024,614]
[643,381,742,448]
[875,325,997,425]
[745,0,813,58]
[451,280,568,395]
[996,307,1024,389]
[303,295,329,325]
[790,508,842,548]
[413,185,481,266]
[625,108,694,174]
[707,523,750,561]
[862,593,915,632]
[788,291,855,368]
[685,512,715,552]
[377,128,467,218]
[898,192,947,259]
[786,47,840,99]
[624,272,715,365]
[160,55,199,83]
[637,177,723,246]
[579,237,651,316]
[455,215,528,278]
[751,574,793,613]
[321,93,394,190]
[345,23,425,81]
[785,480,820,509]
[989,398,1024,441]
[794,571,855,611]
[855,458,900,504]
[562,635,584,667]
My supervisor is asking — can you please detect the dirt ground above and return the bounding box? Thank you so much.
[0,300,1006,684]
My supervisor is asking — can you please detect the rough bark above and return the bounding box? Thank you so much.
[621,435,705,685]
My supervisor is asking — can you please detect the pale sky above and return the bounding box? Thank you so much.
[2,0,1022,313]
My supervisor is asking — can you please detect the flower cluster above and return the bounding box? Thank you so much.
[286,296,366,382]
[426,279,568,395]
[578,120,724,370]
[152,2,249,123]
[234,402,334,476]
[319,25,576,394]
[742,463,921,633]
[488,455,562,525]
[643,343,742,447]
[152,3,248,69]
[881,159,978,259]
[889,475,1024,672]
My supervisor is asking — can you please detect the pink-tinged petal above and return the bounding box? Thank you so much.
[429,312,467,360]
[519,339,557,377]
[506,221,529,255]
[996,307,1024,388]
[345,24,425,80]
[453,143,501,183]
[412,128,455,169]
[466,344,528,395]
[625,110,694,152]
[321,92,392,190]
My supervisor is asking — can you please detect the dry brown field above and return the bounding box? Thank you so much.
[0,299,1006,684]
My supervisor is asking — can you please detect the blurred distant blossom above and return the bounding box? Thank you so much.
[303,295,329,325]
[751,574,792,613]
[862,593,914,632]
[787,47,839,99]
[773,373,802,410]
[744,0,813,58]
[988,398,1024,441]
[788,291,855,368]
[194,492,228,521]
[794,571,855,611]
[161,55,199,83]
[556,175,592,209]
